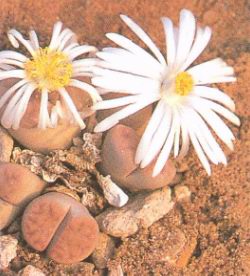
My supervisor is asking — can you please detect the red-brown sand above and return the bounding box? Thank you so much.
[0,0,249,275]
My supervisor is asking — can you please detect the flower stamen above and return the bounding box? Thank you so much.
[175,72,193,96]
[24,48,73,91]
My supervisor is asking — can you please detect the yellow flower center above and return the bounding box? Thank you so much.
[175,72,194,96]
[24,48,73,91]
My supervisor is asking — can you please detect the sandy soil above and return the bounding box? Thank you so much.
[0,0,249,275]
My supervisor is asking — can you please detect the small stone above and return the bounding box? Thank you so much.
[108,264,124,276]
[96,173,129,207]
[0,235,18,269]
[149,227,197,268]
[176,236,197,268]
[18,265,45,276]
[0,127,13,162]
[174,185,191,201]
[91,233,116,269]
[157,228,187,264]
[96,187,174,237]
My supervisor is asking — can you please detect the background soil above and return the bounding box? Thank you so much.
[0,0,249,275]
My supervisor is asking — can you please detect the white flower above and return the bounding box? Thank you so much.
[92,9,240,176]
[0,21,101,130]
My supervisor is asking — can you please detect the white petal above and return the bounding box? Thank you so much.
[1,84,27,128]
[29,30,39,50]
[49,21,63,50]
[50,105,59,127]
[62,42,79,54]
[187,125,211,175]
[141,105,172,168]
[68,46,97,61]
[94,95,141,110]
[0,79,28,109]
[120,14,166,66]
[38,89,49,129]
[152,110,176,177]
[178,112,190,159]
[13,84,35,129]
[193,96,240,126]
[189,108,227,165]
[94,95,158,133]
[8,29,35,56]
[106,33,162,69]
[72,58,99,68]
[189,98,235,150]
[0,64,14,70]
[96,50,162,79]
[185,108,218,165]
[192,85,235,111]
[57,28,75,51]
[181,109,211,174]
[92,68,160,95]
[161,17,176,67]
[198,76,236,84]
[188,58,236,85]
[0,58,24,68]
[135,100,165,164]
[175,9,196,69]
[0,51,28,62]
[69,79,102,103]
[72,67,94,75]
[180,26,212,71]
[59,88,86,129]
[173,109,181,157]
[0,70,26,80]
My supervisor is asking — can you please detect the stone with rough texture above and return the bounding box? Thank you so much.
[96,174,129,207]
[18,265,45,276]
[176,236,197,268]
[96,187,174,238]
[22,192,99,264]
[91,233,116,269]
[108,265,124,276]
[174,185,191,202]
[0,127,13,162]
[100,124,176,192]
[0,235,18,269]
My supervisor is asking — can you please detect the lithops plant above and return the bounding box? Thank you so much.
[0,21,101,153]
[0,162,46,230]
[22,192,99,264]
[100,124,176,192]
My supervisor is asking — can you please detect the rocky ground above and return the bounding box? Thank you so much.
[0,0,249,275]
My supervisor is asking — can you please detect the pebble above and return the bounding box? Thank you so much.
[108,264,124,276]
[18,265,45,276]
[0,127,13,162]
[174,185,191,201]
[0,235,18,269]
[96,187,174,237]
[91,233,116,269]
